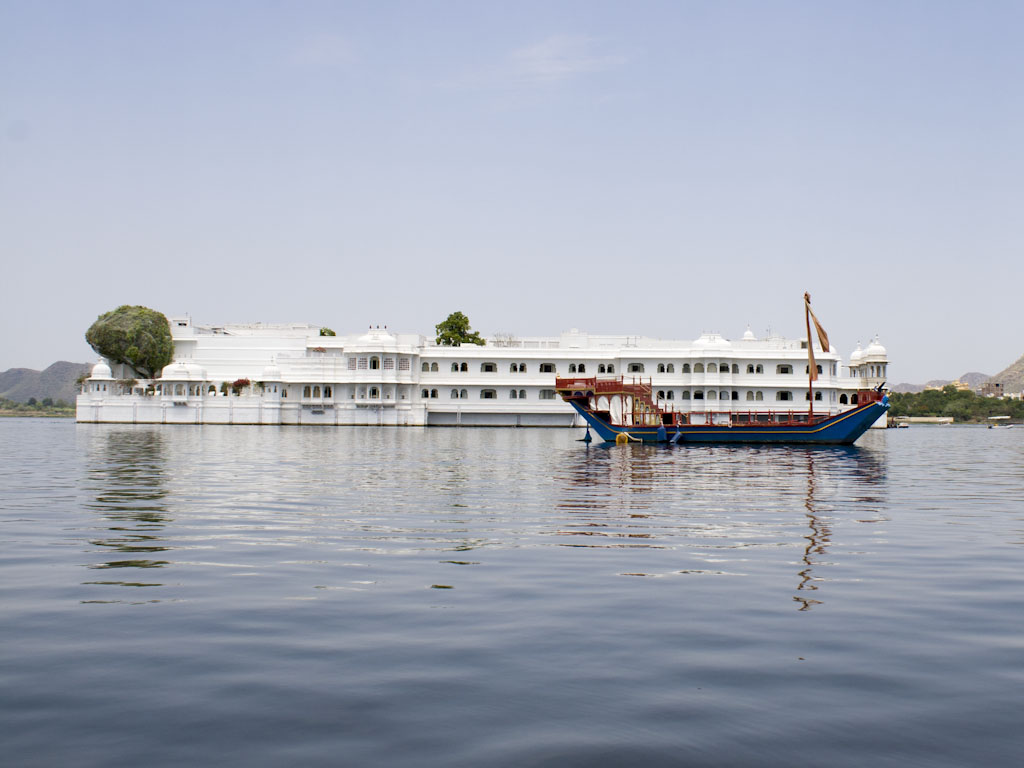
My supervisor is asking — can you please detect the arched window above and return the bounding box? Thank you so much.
[460,362,468,372]
[708,363,718,373]
[747,364,755,374]
[598,364,606,373]
[628,363,644,373]
[451,363,459,372]
[510,389,518,399]
[578,364,585,373]
[208,385,216,394]
[667,391,674,400]
[815,391,823,401]
[519,389,526,399]
[666,364,674,373]
[777,364,792,374]
[657,390,665,399]
[480,389,496,399]
[694,363,705,373]
[460,389,468,399]
[481,363,496,373]
[303,385,311,398]
[325,386,332,398]
[312,386,320,398]
[422,362,429,372]
[756,365,763,374]
[746,391,754,401]
[431,389,438,398]
[510,363,519,373]
[539,389,557,400]
[851,393,859,404]
[840,394,849,404]
[370,357,380,370]
[776,391,792,401]
[732,364,739,374]
[369,387,379,398]
[682,363,691,373]
[431,362,438,372]
[681,390,691,399]
[451,389,459,399]
[421,389,429,398]
[805,364,823,375]
[694,390,704,400]
[607,364,615,373]
[657,364,665,373]
[732,391,739,400]
[539,363,555,373]
[569,364,577,373]
[756,391,763,401]
[707,390,717,400]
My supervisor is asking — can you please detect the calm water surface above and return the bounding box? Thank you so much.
[3,419,1024,767]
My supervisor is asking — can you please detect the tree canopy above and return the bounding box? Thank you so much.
[435,311,485,346]
[85,305,174,379]
[888,386,1024,423]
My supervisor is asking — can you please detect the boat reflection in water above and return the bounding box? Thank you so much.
[553,437,888,610]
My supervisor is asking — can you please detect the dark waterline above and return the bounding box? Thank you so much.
[3,419,1024,767]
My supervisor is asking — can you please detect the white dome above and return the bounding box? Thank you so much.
[850,343,864,363]
[356,326,396,347]
[90,360,113,379]
[159,360,207,381]
[864,336,887,358]
[693,332,731,351]
[742,326,756,341]
[261,363,283,380]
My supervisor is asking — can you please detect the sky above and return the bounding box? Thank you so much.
[2,1,1022,384]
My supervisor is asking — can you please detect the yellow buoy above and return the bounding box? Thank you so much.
[615,432,629,445]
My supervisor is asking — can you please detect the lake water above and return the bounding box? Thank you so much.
[3,419,1024,767]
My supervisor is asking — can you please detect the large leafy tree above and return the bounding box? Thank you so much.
[85,305,175,379]
[435,311,485,346]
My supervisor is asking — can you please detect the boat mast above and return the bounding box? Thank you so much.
[805,292,814,419]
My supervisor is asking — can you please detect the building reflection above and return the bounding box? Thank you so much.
[82,429,170,589]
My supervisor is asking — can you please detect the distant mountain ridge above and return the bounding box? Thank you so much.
[890,372,990,394]
[0,362,92,403]
[986,352,1024,395]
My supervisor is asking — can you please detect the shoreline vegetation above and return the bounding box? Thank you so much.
[888,386,1024,423]
[0,398,75,418]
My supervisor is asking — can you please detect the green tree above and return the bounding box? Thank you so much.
[320,327,336,337]
[85,305,174,379]
[435,311,485,347]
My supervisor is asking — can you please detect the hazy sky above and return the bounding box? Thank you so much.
[2,1,1022,383]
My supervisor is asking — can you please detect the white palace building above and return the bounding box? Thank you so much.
[77,315,890,428]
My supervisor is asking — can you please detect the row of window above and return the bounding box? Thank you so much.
[347,357,412,371]
[420,389,559,400]
[628,363,829,375]
[650,389,833,402]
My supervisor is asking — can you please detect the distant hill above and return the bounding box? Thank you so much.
[0,362,92,404]
[891,372,990,394]
[986,353,1024,395]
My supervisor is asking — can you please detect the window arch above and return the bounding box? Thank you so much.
[667,391,674,400]
[840,394,849,404]
[421,389,429,398]
[747,364,755,374]
[694,363,705,373]
[539,389,556,400]
[481,362,496,373]
[756,391,763,401]
[539,363,555,373]
[628,363,644,373]
[656,390,665,400]
[451,389,460,399]
[681,390,691,399]
[369,387,379,398]
[370,357,380,370]
[510,363,519,373]
[776,391,792,401]
[598,364,606,373]
[777,364,792,375]
[707,390,717,400]
[657,364,665,373]
[460,389,468,399]
[519,389,526,399]
[313,386,321,398]
[431,362,438,372]
[805,364,823,375]
[460,362,468,372]
[746,391,754,401]
[732,364,739,374]
[682,363,691,374]
[851,393,859,404]
[480,389,496,399]
[431,389,438,398]
[815,391,823,401]
[208,384,216,394]
[325,386,332,398]
[708,363,718,373]
[578,364,585,373]
[731,391,739,400]
[756,365,763,374]
[510,389,518,399]
[422,362,429,372]
[666,363,674,373]
[569,364,577,373]
[303,385,311,398]
[452,363,459,372]
[607,364,615,373]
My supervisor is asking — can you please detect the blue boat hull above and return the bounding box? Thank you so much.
[570,400,889,445]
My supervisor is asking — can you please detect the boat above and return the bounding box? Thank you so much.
[988,416,1014,429]
[555,294,890,445]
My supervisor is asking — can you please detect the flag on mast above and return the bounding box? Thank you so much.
[804,292,830,383]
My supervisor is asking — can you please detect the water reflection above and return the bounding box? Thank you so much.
[554,441,888,608]
[82,429,170,589]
